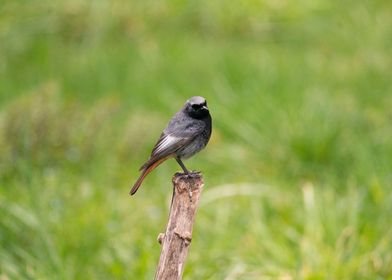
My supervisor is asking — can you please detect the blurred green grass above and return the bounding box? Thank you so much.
[1,0,392,279]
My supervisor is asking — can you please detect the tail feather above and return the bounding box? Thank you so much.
[129,169,149,196]
[130,155,172,196]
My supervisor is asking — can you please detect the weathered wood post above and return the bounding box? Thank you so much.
[155,172,204,280]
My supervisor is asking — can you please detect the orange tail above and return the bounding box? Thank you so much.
[129,156,171,196]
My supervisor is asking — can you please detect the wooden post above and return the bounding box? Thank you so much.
[155,172,204,280]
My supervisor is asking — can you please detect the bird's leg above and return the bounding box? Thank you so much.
[175,157,193,201]
[176,157,189,174]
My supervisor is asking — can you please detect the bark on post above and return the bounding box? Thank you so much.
[155,172,204,280]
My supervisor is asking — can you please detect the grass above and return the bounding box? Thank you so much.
[1,0,392,279]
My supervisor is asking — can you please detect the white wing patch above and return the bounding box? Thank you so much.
[154,135,181,154]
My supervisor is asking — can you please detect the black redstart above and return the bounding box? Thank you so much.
[130,96,212,195]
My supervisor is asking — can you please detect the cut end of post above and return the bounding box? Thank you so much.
[172,172,204,199]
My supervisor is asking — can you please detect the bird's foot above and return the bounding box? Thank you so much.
[186,171,201,178]
[175,170,201,178]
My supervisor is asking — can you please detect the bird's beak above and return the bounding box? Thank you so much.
[202,105,208,110]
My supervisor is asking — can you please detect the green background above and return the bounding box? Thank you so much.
[1,0,392,279]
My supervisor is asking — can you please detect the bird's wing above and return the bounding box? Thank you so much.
[139,132,193,171]
[152,133,187,156]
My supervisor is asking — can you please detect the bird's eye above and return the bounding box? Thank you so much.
[192,104,202,109]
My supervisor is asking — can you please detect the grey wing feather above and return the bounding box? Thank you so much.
[151,113,205,158]
[151,133,191,158]
[139,133,192,171]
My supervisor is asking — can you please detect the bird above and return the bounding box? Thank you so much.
[130,96,212,196]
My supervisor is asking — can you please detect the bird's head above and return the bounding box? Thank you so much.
[185,96,209,119]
